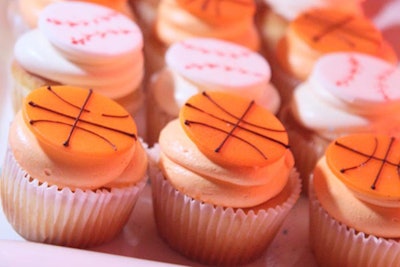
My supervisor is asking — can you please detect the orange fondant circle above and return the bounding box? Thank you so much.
[176,0,255,26]
[326,133,400,200]
[23,85,137,156]
[179,91,289,167]
[292,9,384,55]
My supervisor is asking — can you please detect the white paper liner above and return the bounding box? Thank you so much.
[145,84,176,146]
[149,163,301,266]
[279,106,330,194]
[0,147,147,248]
[309,177,400,267]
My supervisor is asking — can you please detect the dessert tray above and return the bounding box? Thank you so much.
[1,0,398,266]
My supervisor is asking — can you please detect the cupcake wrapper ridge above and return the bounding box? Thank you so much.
[1,147,147,248]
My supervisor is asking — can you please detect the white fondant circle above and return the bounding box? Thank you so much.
[38,2,142,63]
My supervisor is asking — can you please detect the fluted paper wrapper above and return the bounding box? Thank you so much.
[309,177,400,267]
[280,106,330,194]
[149,164,301,266]
[0,148,147,248]
[145,82,177,145]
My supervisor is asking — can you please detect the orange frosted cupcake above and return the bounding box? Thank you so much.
[258,0,364,54]
[280,51,400,194]
[274,8,398,108]
[148,91,301,266]
[310,133,400,266]
[0,85,148,248]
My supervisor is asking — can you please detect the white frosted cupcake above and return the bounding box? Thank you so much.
[280,52,400,193]
[310,133,400,266]
[7,0,136,40]
[10,1,145,135]
[146,37,280,145]
[148,91,301,266]
[0,85,148,248]
[145,0,260,80]
[271,8,397,109]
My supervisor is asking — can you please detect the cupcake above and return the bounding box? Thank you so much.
[10,1,145,134]
[146,37,280,145]
[280,51,400,193]
[258,0,365,53]
[310,133,400,266]
[0,85,148,248]
[273,8,398,108]
[145,0,260,79]
[7,0,136,40]
[148,91,301,266]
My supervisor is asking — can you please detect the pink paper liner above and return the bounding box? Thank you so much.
[0,147,147,248]
[309,177,400,267]
[149,157,301,266]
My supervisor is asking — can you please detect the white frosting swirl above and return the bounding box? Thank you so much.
[152,38,281,116]
[291,52,400,139]
[13,1,144,99]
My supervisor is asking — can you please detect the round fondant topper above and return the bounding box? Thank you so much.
[293,9,384,54]
[312,52,400,105]
[24,85,137,155]
[326,133,400,204]
[176,0,255,25]
[38,1,142,61]
[166,38,270,96]
[180,91,289,167]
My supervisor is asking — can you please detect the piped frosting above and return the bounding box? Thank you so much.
[14,1,144,99]
[153,38,280,116]
[314,133,400,237]
[291,52,400,139]
[158,91,294,207]
[155,0,259,50]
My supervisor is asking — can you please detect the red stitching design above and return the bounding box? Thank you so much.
[376,67,397,101]
[185,63,264,77]
[181,41,251,59]
[335,55,360,86]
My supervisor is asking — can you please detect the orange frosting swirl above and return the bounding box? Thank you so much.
[278,8,398,80]
[158,91,294,207]
[10,85,140,189]
[176,0,255,26]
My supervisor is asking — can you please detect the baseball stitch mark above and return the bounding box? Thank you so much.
[185,63,264,77]
[180,42,251,59]
[335,55,360,87]
[45,12,138,45]
[376,67,397,101]
[46,11,119,27]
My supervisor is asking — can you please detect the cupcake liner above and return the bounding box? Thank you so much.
[145,83,176,146]
[0,147,147,248]
[309,177,400,267]
[149,165,301,266]
[280,106,330,194]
